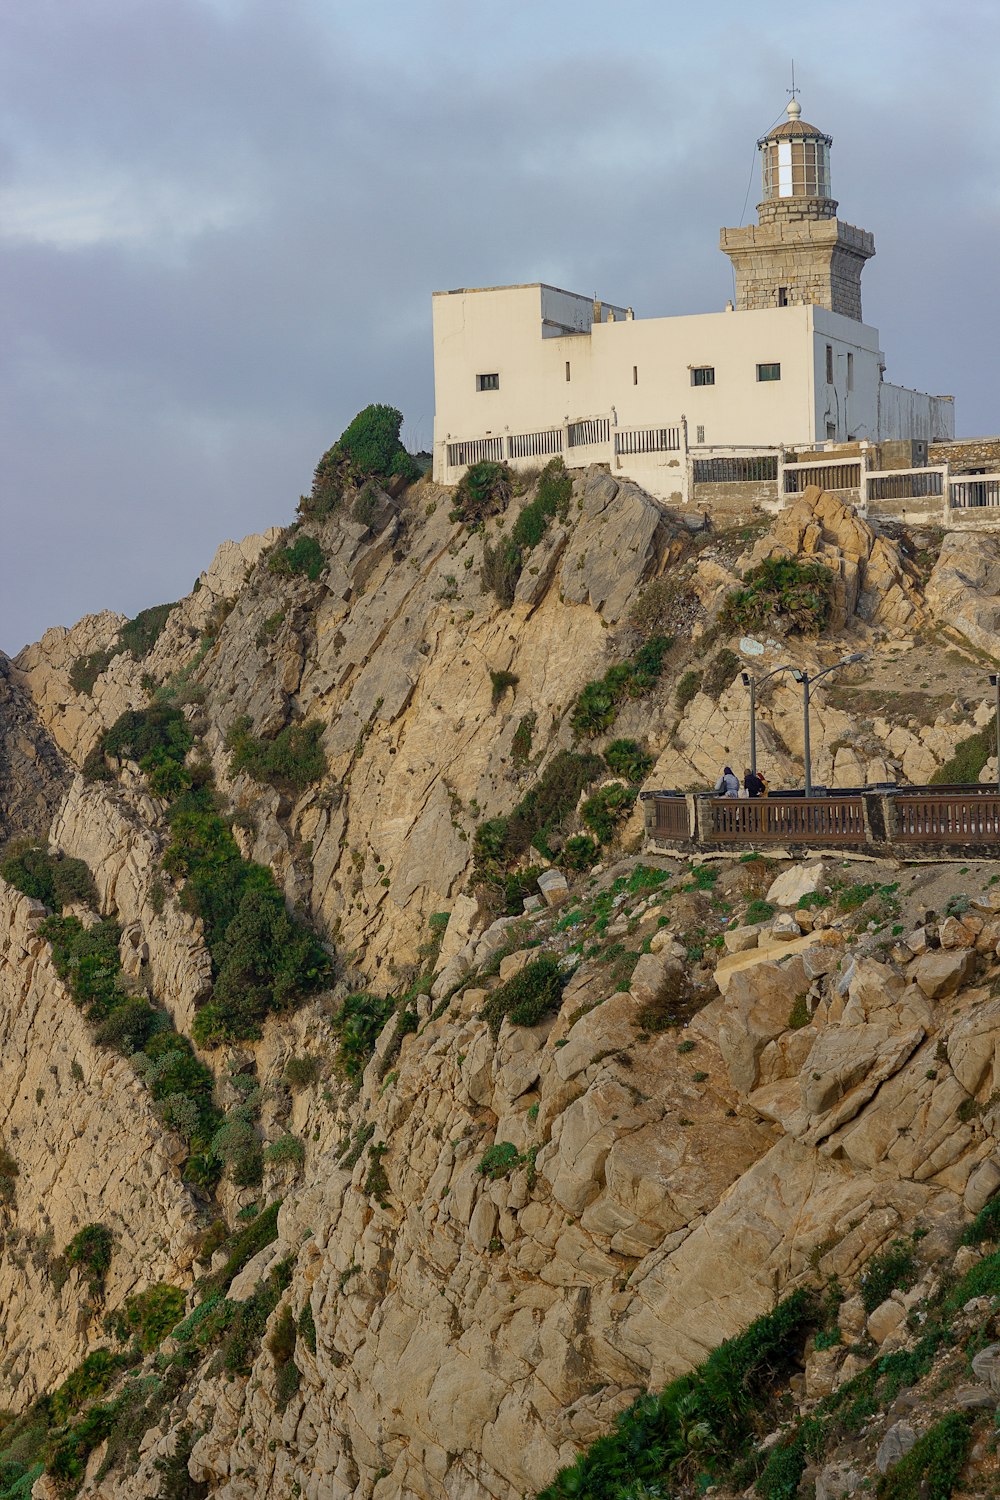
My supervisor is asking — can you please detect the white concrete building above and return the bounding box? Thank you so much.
[432,100,954,504]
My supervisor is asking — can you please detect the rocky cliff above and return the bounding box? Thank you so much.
[2,466,1000,1500]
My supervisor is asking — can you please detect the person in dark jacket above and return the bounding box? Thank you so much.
[714,765,739,797]
[744,767,765,798]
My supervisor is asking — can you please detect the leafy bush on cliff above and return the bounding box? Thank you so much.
[110,1284,186,1353]
[720,556,835,636]
[163,798,332,1046]
[267,534,326,582]
[226,716,327,792]
[581,783,637,843]
[0,844,97,912]
[64,1224,114,1298]
[331,992,395,1080]
[482,955,566,1036]
[69,648,115,696]
[571,637,672,737]
[301,405,419,519]
[603,739,654,784]
[479,458,573,604]
[118,602,176,660]
[536,1289,816,1500]
[474,750,604,873]
[453,461,512,526]
[82,704,193,790]
[929,723,994,785]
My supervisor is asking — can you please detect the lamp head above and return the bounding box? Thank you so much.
[844,652,866,665]
[741,672,751,687]
[790,669,804,683]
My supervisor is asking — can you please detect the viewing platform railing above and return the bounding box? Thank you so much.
[642,784,1000,856]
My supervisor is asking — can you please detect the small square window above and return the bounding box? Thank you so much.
[476,373,499,392]
[757,362,781,382]
[565,361,571,382]
[691,366,715,387]
[778,287,789,307]
[633,365,638,385]
[825,344,833,384]
[847,351,854,391]
[696,425,705,444]
[826,421,837,440]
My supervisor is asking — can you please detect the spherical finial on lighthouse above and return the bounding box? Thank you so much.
[786,97,802,121]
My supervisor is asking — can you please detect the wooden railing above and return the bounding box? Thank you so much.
[894,792,1000,844]
[651,796,689,838]
[708,795,867,844]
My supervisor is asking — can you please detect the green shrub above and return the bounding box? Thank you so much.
[283,1055,321,1090]
[720,557,835,636]
[860,1237,918,1313]
[702,648,741,700]
[64,1223,114,1298]
[195,885,331,1047]
[675,669,702,710]
[482,955,566,1036]
[604,739,654,784]
[49,1349,125,1426]
[334,404,411,479]
[474,750,604,872]
[165,805,331,1047]
[226,716,326,791]
[510,457,572,548]
[537,1289,815,1500]
[69,649,114,696]
[571,637,672,738]
[930,724,994,785]
[41,916,126,1022]
[267,535,326,582]
[478,1142,522,1180]
[559,835,601,871]
[112,1284,186,1352]
[0,1145,19,1205]
[511,712,536,765]
[297,1301,317,1355]
[264,1135,305,1170]
[581,784,637,843]
[454,461,512,526]
[201,1201,282,1300]
[0,845,97,912]
[489,668,519,706]
[331,992,395,1079]
[118,602,176,660]
[745,898,775,925]
[876,1410,973,1500]
[961,1192,1000,1246]
[352,482,380,531]
[481,536,522,605]
[83,704,193,788]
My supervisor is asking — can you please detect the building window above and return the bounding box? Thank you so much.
[696,425,705,444]
[825,344,833,384]
[691,366,715,387]
[847,352,854,390]
[778,287,789,307]
[757,362,781,382]
[826,422,837,440]
[633,365,638,385]
[476,373,499,392]
[565,361,571,382]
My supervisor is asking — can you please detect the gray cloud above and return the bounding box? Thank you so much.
[2,0,997,649]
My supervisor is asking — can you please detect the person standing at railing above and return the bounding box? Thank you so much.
[744,767,766,799]
[714,766,740,798]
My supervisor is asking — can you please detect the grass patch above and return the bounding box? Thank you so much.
[0,844,97,912]
[226,716,326,791]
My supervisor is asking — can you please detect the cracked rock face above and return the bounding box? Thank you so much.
[0,653,69,845]
[6,478,1000,1498]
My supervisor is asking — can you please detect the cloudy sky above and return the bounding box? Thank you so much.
[2,0,997,652]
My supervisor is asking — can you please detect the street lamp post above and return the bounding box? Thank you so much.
[790,653,866,797]
[741,665,793,777]
[990,674,1000,792]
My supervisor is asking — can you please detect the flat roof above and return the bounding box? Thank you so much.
[432,281,620,302]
